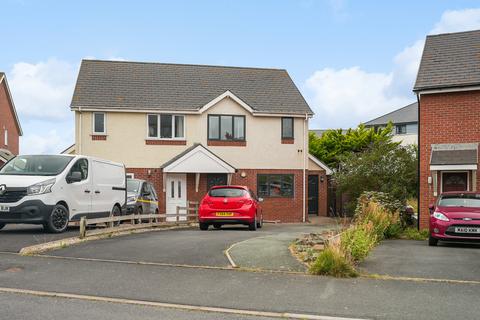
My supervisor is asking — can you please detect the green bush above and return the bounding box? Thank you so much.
[309,246,357,277]
[341,225,377,262]
[384,222,403,239]
[401,227,429,240]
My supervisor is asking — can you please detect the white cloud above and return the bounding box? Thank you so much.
[431,8,480,34]
[306,8,480,129]
[21,130,65,154]
[8,59,78,120]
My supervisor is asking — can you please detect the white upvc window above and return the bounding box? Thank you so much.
[93,112,106,134]
[147,114,185,139]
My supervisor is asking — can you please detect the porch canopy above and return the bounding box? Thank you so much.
[161,144,236,192]
[430,143,478,171]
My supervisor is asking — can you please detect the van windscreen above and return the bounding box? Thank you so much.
[0,155,73,176]
[209,188,247,198]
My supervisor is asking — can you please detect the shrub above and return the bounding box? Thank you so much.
[341,224,377,262]
[309,246,357,277]
[401,227,429,240]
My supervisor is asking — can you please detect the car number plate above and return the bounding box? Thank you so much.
[455,227,480,234]
[0,205,10,212]
[216,212,234,217]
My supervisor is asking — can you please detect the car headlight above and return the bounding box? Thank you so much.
[127,196,137,204]
[27,178,56,195]
[433,211,449,222]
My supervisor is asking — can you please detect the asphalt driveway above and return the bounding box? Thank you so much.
[0,224,77,253]
[48,224,326,268]
[359,239,480,281]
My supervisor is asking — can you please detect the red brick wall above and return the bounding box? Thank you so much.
[0,81,20,155]
[231,169,305,222]
[125,168,330,223]
[419,90,480,229]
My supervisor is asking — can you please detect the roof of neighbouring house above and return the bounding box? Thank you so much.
[364,102,418,126]
[414,30,480,91]
[70,60,313,115]
[309,129,348,137]
[0,148,14,162]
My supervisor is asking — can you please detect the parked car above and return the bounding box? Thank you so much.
[198,185,263,231]
[126,178,159,215]
[0,154,126,233]
[429,192,480,246]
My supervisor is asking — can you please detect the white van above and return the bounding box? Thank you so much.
[0,155,126,233]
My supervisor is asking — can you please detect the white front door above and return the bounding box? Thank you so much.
[166,173,187,221]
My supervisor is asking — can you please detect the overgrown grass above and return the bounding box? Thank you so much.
[400,227,429,240]
[310,192,403,277]
[309,246,358,277]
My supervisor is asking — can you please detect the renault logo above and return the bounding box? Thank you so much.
[0,185,6,196]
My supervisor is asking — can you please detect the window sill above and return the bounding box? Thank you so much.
[91,134,107,141]
[281,138,294,144]
[146,139,187,145]
[207,140,246,147]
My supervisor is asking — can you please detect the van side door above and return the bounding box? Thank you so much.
[65,158,91,220]
[139,182,152,214]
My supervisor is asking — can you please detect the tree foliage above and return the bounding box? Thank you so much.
[309,124,395,169]
[335,142,418,211]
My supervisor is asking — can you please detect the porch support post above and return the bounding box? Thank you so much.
[472,170,477,191]
[162,172,167,192]
[227,173,232,185]
[195,173,200,192]
[432,170,438,197]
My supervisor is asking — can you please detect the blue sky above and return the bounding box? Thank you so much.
[2,0,480,153]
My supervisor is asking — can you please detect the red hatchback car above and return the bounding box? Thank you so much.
[198,185,263,231]
[429,192,480,246]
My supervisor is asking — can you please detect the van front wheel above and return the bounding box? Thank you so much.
[44,204,69,233]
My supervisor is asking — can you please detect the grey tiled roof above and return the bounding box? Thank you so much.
[364,102,418,126]
[414,30,480,91]
[71,60,313,115]
[430,149,477,165]
[309,129,348,137]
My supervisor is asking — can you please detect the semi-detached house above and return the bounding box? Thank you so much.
[0,72,22,165]
[69,60,331,222]
[415,30,480,229]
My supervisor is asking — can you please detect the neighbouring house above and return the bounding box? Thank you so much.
[414,29,480,229]
[364,102,418,146]
[0,72,22,165]
[69,60,332,222]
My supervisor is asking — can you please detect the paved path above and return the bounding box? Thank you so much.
[1,252,479,320]
[228,226,335,272]
[359,239,480,281]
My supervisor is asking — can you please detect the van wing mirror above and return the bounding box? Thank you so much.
[68,171,82,183]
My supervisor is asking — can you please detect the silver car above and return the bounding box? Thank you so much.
[126,179,159,215]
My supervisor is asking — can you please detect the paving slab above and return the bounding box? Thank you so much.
[359,239,480,281]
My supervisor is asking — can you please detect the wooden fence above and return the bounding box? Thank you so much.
[79,201,199,238]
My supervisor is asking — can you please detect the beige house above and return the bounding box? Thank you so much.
[69,60,331,222]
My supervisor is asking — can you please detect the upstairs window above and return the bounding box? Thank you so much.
[208,115,245,141]
[148,114,185,139]
[281,117,294,139]
[4,129,7,146]
[395,124,407,135]
[93,113,106,134]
